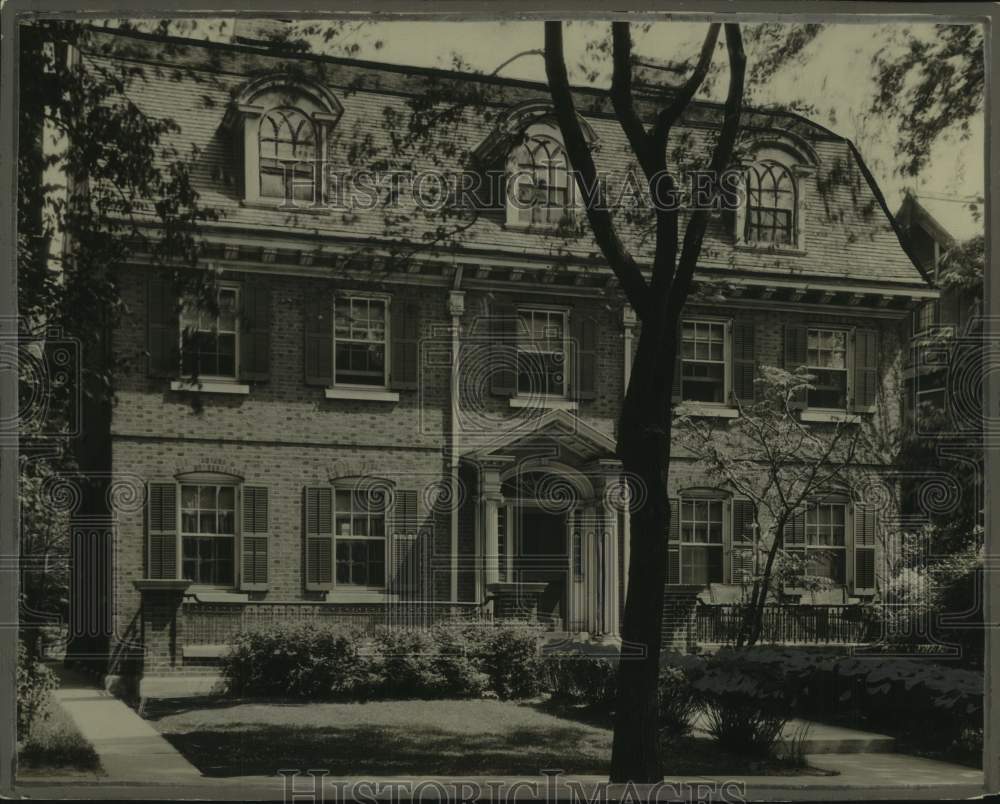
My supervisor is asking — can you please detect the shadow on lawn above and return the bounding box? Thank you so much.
[162,724,611,777]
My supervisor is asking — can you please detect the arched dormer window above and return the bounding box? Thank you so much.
[508,129,577,228]
[733,137,817,252]
[259,107,318,201]
[225,73,343,205]
[744,160,796,245]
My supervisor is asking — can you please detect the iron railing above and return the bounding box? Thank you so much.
[696,603,878,645]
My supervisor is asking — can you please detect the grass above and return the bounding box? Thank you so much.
[145,697,832,778]
[18,694,101,776]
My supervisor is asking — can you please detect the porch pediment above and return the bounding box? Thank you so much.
[464,409,617,466]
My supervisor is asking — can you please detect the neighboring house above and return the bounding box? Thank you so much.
[895,191,984,423]
[66,25,937,697]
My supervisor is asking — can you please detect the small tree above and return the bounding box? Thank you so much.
[676,366,869,648]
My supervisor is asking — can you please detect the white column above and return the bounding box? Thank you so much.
[484,495,501,587]
[601,504,621,639]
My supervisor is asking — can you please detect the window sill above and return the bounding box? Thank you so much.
[170,380,250,395]
[675,404,739,419]
[800,410,861,424]
[325,590,400,604]
[734,242,807,257]
[324,387,400,403]
[184,590,250,603]
[509,396,579,411]
[240,199,327,216]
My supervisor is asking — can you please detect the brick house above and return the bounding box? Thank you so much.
[70,26,939,696]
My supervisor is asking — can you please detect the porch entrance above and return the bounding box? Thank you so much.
[516,508,567,629]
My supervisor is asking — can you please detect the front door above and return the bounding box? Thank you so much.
[517,508,567,629]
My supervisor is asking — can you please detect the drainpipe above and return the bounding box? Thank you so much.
[448,268,465,604]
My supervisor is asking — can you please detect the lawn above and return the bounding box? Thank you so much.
[145,697,831,778]
[17,693,102,778]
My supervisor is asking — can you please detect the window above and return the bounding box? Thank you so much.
[913,300,938,335]
[806,328,849,409]
[804,501,847,584]
[180,484,236,586]
[679,498,724,585]
[334,296,388,387]
[180,285,239,380]
[516,308,568,397]
[745,160,796,245]
[510,135,574,227]
[334,486,387,588]
[681,320,728,403]
[259,107,318,201]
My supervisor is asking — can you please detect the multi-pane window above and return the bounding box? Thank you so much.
[745,161,796,245]
[180,286,239,379]
[516,308,567,397]
[513,136,573,226]
[806,328,849,409]
[259,108,318,201]
[334,487,387,587]
[679,498,724,585]
[334,297,387,387]
[804,501,847,583]
[681,320,727,403]
[913,300,938,335]
[180,484,236,586]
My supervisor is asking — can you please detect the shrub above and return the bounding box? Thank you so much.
[543,654,617,708]
[223,623,372,699]
[693,654,792,757]
[17,642,56,738]
[427,626,490,699]
[658,664,701,739]
[462,623,545,700]
[368,628,488,699]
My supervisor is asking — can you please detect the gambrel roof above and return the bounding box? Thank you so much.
[86,26,931,292]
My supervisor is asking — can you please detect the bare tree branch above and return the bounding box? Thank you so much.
[544,21,650,316]
[651,23,721,151]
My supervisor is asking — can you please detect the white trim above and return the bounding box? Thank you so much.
[800,410,861,424]
[676,403,739,419]
[325,591,400,604]
[509,396,578,411]
[514,305,571,399]
[325,387,400,402]
[185,591,249,604]
[170,380,250,395]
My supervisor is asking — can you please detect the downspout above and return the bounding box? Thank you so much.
[448,267,465,604]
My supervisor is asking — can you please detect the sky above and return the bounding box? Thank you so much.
[111,16,986,235]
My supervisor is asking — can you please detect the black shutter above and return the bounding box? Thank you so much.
[239,283,271,382]
[784,325,809,409]
[391,489,420,595]
[490,298,518,397]
[732,320,755,405]
[390,300,420,391]
[147,482,177,579]
[671,319,683,404]
[853,503,877,594]
[667,498,681,585]
[147,276,179,378]
[573,311,597,401]
[782,508,806,547]
[303,487,334,590]
[240,486,269,591]
[852,329,879,412]
[304,295,333,387]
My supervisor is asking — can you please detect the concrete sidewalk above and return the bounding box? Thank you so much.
[48,665,202,783]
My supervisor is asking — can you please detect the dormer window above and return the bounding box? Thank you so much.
[226,73,343,206]
[259,107,318,201]
[744,160,796,245]
[733,138,816,252]
[509,133,575,228]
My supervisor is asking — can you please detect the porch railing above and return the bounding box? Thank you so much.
[696,603,878,645]
[182,600,490,646]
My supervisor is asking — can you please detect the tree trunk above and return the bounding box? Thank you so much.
[610,325,672,783]
[743,523,784,648]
